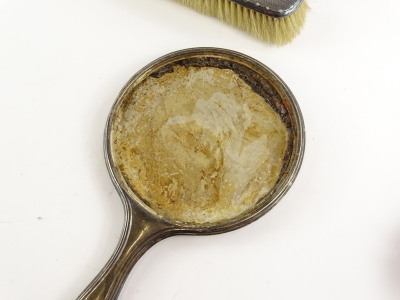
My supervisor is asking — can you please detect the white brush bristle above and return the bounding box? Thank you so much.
[176,0,309,45]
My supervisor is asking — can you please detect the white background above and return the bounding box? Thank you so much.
[1,0,400,299]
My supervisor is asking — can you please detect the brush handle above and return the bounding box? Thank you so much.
[76,201,174,300]
[229,0,304,17]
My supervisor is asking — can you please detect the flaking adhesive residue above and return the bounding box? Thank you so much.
[111,65,288,224]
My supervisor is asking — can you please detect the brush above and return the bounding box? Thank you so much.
[176,0,309,45]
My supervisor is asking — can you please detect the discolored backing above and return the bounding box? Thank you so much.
[105,48,305,234]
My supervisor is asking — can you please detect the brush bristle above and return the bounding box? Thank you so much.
[176,0,309,45]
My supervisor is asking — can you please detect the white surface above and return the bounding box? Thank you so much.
[1,0,400,299]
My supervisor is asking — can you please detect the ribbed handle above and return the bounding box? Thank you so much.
[76,202,173,300]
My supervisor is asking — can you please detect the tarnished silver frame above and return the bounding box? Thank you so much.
[77,47,305,300]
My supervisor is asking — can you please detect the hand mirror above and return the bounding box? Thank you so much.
[77,48,305,299]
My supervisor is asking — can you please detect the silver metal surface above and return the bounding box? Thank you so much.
[76,47,305,300]
[229,0,304,17]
